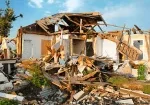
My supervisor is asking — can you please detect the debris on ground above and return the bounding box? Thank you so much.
[0,12,150,105]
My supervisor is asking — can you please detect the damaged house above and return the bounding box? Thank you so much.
[15,12,142,63]
[0,12,149,104]
[16,12,107,59]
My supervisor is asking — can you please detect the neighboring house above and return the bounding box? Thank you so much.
[97,33,150,62]
[96,34,150,62]
[123,34,150,61]
[16,12,106,59]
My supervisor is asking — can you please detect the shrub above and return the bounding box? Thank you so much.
[28,64,50,88]
[30,73,49,87]
[137,64,146,80]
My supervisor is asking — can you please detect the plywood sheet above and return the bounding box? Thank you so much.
[41,40,51,57]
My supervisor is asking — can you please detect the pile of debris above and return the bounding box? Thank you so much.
[0,53,149,104]
[0,11,150,105]
[42,55,113,90]
[14,55,114,104]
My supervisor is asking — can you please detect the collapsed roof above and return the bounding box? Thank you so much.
[22,12,106,35]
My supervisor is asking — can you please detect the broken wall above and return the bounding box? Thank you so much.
[22,34,52,59]
[124,34,149,61]
[95,36,117,60]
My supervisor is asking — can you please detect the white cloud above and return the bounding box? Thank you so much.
[47,0,54,4]
[44,11,51,16]
[61,0,84,12]
[102,4,137,23]
[28,0,44,8]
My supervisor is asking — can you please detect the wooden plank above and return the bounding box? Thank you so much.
[120,88,150,100]
[41,40,51,57]
[69,77,108,86]
[0,59,16,64]
[77,70,99,81]
[145,35,150,61]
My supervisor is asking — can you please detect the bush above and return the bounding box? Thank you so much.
[137,64,146,80]
[28,64,50,88]
[0,98,18,105]
[30,73,49,87]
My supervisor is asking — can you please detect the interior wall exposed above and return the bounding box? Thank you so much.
[72,39,85,55]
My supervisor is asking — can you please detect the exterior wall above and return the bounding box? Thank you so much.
[22,34,52,59]
[95,36,117,60]
[124,34,149,61]
[96,34,150,61]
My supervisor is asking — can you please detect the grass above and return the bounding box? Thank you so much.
[107,76,129,87]
[142,85,150,94]
[108,76,150,94]
[0,98,18,105]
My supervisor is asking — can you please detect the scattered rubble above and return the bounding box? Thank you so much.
[0,54,149,104]
[0,12,150,105]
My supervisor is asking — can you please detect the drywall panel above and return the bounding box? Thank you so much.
[95,36,103,56]
[102,39,117,60]
[95,36,117,60]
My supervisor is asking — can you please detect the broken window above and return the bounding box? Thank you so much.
[133,40,143,60]
[72,39,85,55]
[86,42,94,57]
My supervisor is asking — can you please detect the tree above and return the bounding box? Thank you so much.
[0,0,23,37]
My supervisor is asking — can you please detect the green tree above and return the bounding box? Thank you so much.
[0,0,23,37]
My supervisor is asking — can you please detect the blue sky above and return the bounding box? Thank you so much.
[0,0,150,38]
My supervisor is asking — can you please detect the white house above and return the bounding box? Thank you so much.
[16,12,106,59]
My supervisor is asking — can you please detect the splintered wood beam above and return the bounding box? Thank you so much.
[80,19,83,33]
[65,15,98,35]
[77,70,99,81]
[117,41,142,61]
[72,27,79,32]
[60,19,68,26]
[37,21,51,35]
[149,35,150,61]
[86,24,96,32]
[98,24,104,33]
[98,32,142,61]
[126,30,131,60]
[120,88,150,100]
[84,23,98,27]
[145,35,150,61]
[134,25,143,34]
[64,15,88,30]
